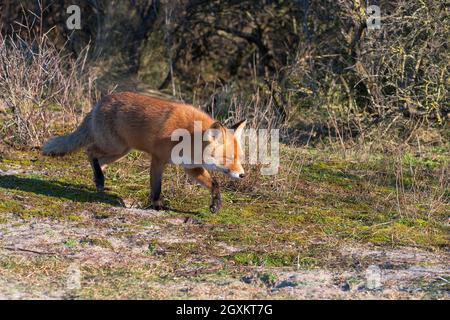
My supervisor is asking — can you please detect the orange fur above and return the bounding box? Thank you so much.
[43,92,246,212]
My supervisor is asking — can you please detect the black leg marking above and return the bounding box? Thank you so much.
[150,162,164,210]
[151,182,162,210]
[209,178,222,213]
[91,158,105,192]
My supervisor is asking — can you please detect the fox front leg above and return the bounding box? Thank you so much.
[185,168,222,213]
[209,177,222,213]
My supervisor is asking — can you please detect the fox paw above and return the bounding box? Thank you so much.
[149,200,165,211]
[209,198,222,213]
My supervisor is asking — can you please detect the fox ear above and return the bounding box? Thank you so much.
[205,121,226,142]
[230,119,247,139]
[210,121,225,131]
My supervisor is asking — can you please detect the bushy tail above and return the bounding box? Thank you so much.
[42,112,93,156]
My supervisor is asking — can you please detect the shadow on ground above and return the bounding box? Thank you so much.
[0,175,124,206]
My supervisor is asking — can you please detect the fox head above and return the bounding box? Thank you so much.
[204,120,247,179]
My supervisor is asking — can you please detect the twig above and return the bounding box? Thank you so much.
[1,246,57,255]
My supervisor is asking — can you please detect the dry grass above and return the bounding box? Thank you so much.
[0,16,97,147]
[0,144,448,299]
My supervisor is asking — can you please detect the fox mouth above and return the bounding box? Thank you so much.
[226,170,245,180]
[204,165,244,179]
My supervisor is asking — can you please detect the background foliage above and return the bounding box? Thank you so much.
[0,0,448,145]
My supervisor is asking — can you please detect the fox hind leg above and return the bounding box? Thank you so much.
[87,145,106,191]
[98,149,130,168]
[90,158,105,191]
[87,144,129,192]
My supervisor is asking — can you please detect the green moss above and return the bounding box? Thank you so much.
[146,242,158,256]
[298,256,319,268]
[63,239,78,248]
[403,152,447,170]
[259,272,278,286]
[232,251,298,267]
[0,198,22,213]
[0,146,449,281]
[1,158,33,166]
[367,221,449,247]
[80,237,114,250]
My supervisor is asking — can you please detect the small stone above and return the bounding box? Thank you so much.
[241,275,254,284]
[183,217,200,224]
[275,280,298,289]
[340,282,351,291]
[366,265,382,290]
[154,248,166,256]
[380,261,395,269]
[357,284,366,291]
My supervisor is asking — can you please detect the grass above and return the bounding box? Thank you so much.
[0,142,448,298]
[1,144,448,248]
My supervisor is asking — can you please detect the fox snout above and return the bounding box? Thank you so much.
[229,171,245,179]
[223,167,245,179]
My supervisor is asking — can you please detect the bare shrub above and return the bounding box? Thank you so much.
[0,23,97,147]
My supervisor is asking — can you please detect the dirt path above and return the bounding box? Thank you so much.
[1,205,448,299]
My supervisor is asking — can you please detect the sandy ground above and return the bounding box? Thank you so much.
[0,205,448,299]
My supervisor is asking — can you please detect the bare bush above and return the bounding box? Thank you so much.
[0,24,97,147]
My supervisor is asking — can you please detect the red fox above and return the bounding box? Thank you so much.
[42,92,246,213]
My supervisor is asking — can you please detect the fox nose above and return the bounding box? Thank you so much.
[239,173,245,178]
